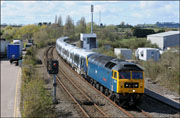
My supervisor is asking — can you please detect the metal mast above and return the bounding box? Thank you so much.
[91,5,94,33]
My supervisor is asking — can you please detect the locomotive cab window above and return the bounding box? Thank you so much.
[119,71,130,79]
[112,70,118,80]
[132,71,143,79]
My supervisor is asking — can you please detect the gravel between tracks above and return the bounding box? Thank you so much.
[37,47,179,118]
[36,48,82,117]
[53,50,129,117]
[53,49,180,118]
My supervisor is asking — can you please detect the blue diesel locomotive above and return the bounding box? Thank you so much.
[56,37,144,106]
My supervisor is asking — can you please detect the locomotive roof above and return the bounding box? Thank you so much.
[89,54,143,71]
[89,54,115,67]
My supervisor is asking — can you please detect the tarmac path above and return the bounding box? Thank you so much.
[1,60,21,117]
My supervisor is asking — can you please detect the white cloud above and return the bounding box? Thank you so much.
[1,1,179,25]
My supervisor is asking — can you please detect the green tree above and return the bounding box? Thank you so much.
[1,26,18,40]
[76,17,86,33]
[16,25,39,39]
[64,15,74,36]
[86,22,98,33]
[132,28,155,37]
[57,15,63,27]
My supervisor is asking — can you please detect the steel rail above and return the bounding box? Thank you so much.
[56,76,90,118]
[44,46,90,117]
[136,106,152,118]
[56,51,135,118]
[58,69,109,118]
[52,47,152,118]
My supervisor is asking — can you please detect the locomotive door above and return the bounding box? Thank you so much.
[112,70,118,92]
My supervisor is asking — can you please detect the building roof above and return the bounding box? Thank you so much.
[147,31,180,37]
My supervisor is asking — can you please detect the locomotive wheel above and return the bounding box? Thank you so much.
[105,89,110,96]
[115,97,120,105]
[10,60,13,64]
[100,86,105,94]
[93,83,96,88]
[90,79,93,85]
[15,61,18,66]
[110,94,116,101]
[96,83,100,90]
[93,81,96,88]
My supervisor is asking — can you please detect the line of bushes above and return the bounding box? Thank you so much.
[140,50,180,94]
[98,37,158,50]
[21,47,55,117]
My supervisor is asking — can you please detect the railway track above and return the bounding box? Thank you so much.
[43,43,179,118]
[50,47,152,118]
[45,46,109,117]
[56,67,109,117]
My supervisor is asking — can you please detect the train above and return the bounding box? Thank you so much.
[56,37,144,106]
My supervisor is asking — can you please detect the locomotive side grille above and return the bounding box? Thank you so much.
[124,82,139,88]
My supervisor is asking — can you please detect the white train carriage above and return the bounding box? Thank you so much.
[56,36,97,75]
[64,44,76,63]
[71,49,97,74]
[56,38,65,56]
[68,47,79,65]
[70,48,82,70]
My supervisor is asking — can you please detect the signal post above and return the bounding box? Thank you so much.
[47,59,59,104]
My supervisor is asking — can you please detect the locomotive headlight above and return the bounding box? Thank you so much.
[133,90,135,92]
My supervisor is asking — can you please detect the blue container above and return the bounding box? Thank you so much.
[7,44,21,60]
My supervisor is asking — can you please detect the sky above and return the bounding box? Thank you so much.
[1,1,179,26]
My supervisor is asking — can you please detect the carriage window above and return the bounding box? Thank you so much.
[119,72,130,79]
[74,55,79,64]
[70,53,73,59]
[67,51,69,57]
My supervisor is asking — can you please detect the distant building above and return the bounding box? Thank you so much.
[80,33,97,50]
[135,48,160,61]
[114,48,132,60]
[147,31,180,50]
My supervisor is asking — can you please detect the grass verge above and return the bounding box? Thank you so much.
[20,47,55,117]
[141,50,180,95]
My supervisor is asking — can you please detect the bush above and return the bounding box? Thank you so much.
[140,50,180,94]
[22,77,54,117]
[132,28,155,37]
[21,47,55,117]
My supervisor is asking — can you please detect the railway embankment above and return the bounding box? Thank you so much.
[20,47,55,117]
